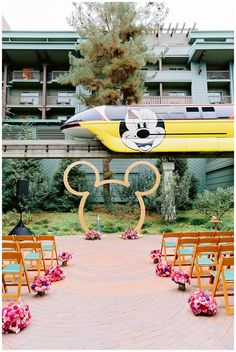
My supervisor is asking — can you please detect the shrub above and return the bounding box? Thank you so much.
[34,219,49,225]
[190,217,207,226]
[160,227,173,233]
[176,216,189,223]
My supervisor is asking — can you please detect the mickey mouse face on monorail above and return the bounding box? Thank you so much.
[119,108,166,152]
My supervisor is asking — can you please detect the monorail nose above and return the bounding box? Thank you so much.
[137,129,150,138]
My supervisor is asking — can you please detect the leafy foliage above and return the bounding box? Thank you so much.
[2,159,50,212]
[45,159,94,212]
[59,2,168,106]
[193,187,234,219]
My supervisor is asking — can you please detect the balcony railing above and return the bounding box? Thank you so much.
[46,96,76,106]
[10,71,41,81]
[141,96,193,105]
[48,71,68,81]
[207,71,230,80]
[7,96,42,106]
[208,95,231,104]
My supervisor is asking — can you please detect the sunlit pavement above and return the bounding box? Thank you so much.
[2,235,234,350]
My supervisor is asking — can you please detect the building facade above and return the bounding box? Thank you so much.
[2,27,234,192]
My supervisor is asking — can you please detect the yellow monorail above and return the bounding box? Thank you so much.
[60,104,234,153]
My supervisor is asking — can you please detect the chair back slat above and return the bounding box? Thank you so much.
[2,242,20,251]
[198,237,218,244]
[2,235,15,242]
[217,237,234,244]
[18,242,42,250]
[14,235,35,242]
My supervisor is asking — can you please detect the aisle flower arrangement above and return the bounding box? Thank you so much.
[2,302,31,334]
[58,251,73,266]
[155,260,172,277]
[85,230,101,240]
[171,269,191,291]
[150,249,162,263]
[45,265,64,282]
[121,229,140,240]
[31,275,51,296]
[188,290,217,316]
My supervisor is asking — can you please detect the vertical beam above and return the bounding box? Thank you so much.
[41,63,47,119]
[162,161,176,222]
[2,63,8,119]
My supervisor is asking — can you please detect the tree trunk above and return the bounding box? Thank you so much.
[103,159,112,207]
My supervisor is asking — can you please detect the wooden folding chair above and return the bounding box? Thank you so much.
[217,237,234,244]
[2,235,15,242]
[189,239,218,278]
[2,251,31,300]
[211,255,234,316]
[14,235,35,242]
[18,242,46,277]
[174,237,199,268]
[35,235,58,266]
[193,245,219,289]
[2,242,20,252]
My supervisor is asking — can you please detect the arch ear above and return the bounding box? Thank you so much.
[124,161,161,196]
[64,161,100,196]
[156,119,165,130]
[119,121,128,136]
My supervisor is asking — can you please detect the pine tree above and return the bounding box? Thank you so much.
[59,2,168,207]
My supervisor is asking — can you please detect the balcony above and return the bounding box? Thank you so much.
[7,95,42,106]
[207,71,230,80]
[145,70,192,83]
[46,96,76,107]
[208,95,231,104]
[48,71,68,82]
[140,96,193,105]
[10,70,41,81]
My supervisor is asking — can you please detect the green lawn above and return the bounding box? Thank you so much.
[2,206,234,236]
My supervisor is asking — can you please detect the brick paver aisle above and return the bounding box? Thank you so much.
[2,235,234,350]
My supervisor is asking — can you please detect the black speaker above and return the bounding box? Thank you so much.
[16,180,29,198]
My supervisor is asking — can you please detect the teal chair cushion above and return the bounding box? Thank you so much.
[211,270,234,281]
[42,244,53,250]
[180,248,193,255]
[197,257,215,266]
[24,253,40,260]
[3,263,29,273]
[165,241,176,247]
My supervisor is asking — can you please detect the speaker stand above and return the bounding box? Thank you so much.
[8,211,33,236]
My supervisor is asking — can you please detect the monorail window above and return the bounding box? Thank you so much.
[105,106,127,120]
[202,107,215,112]
[186,107,199,112]
[68,109,102,122]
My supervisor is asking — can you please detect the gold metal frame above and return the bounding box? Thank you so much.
[64,160,160,233]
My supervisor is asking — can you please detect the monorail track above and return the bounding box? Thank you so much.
[2,140,233,159]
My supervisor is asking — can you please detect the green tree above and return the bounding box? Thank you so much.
[45,159,94,212]
[194,187,234,220]
[2,159,50,212]
[59,2,168,207]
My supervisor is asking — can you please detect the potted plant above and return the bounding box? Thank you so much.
[188,290,217,316]
[58,251,73,266]
[31,275,51,296]
[150,249,162,264]
[45,265,65,282]
[121,229,140,240]
[155,261,172,277]
[85,230,101,240]
[171,269,191,291]
[2,302,31,334]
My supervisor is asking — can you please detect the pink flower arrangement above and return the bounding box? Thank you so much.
[155,261,172,277]
[121,229,140,240]
[31,275,51,295]
[2,302,31,334]
[150,249,162,263]
[171,269,191,285]
[58,251,73,263]
[85,230,101,240]
[188,290,217,316]
[45,265,64,282]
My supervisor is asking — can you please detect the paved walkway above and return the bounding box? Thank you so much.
[2,235,234,350]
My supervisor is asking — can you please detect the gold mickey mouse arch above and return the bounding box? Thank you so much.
[64,160,160,233]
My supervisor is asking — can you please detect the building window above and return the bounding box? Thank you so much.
[20,91,39,105]
[208,92,223,104]
[57,92,75,105]
[168,68,185,71]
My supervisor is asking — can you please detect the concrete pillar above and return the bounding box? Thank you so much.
[229,62,234,103]
[2,63,8,119]
[41,63,47,119]
[162,161,176,222]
